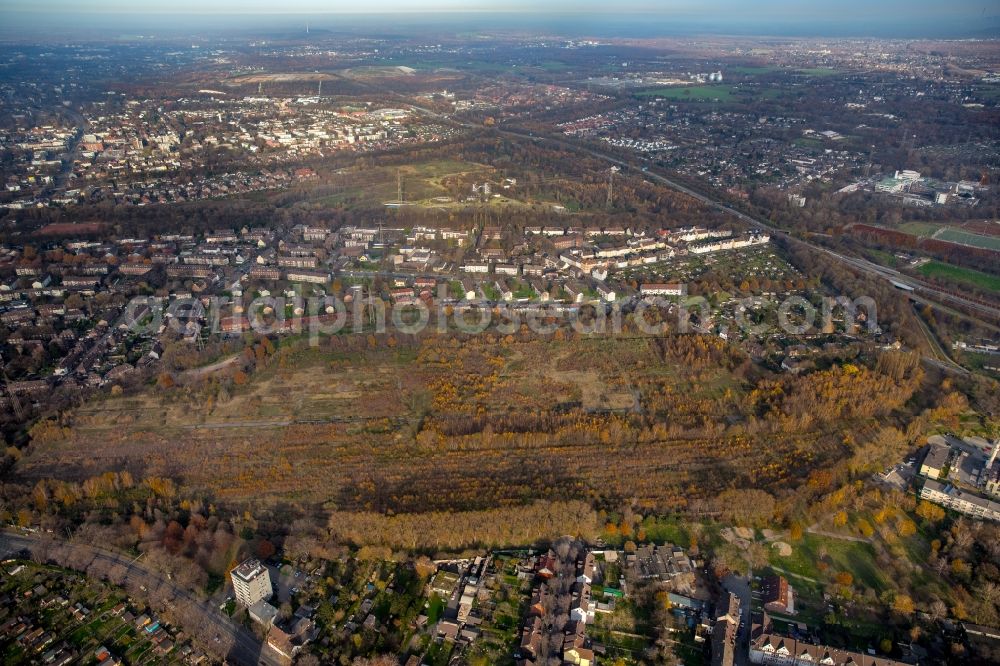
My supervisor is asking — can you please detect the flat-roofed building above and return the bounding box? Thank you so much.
[231,559,272,608]
[920,444,950,479]
[285,269,329,284]
[921,479,1000,522]
[278,255,317,269]
[639,282,686,297]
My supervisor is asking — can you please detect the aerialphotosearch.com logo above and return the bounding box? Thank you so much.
[122,289,879,343]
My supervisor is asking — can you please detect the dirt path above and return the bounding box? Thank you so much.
[806,524,873,544]
[769,565,821,585]
[181,354,240,380]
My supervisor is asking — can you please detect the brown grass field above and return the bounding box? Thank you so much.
[19,335,857,514]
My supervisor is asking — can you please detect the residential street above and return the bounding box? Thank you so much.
[0,530,286,666]
[722,573,752,666]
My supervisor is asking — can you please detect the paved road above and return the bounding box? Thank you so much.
[722,573,752,666]
[401,99,999,363]
[0,530,285,666]
[499,126,1000,326]
[908,303,966,373]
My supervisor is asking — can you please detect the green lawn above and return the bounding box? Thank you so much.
[861,248,899,267]
[769,533,888,592]
[898,222,941,237]
[797,68,841,77]
[795,137,825,149]
[426,593,445,623]
[729,65,783,75]
[636,85,734,101]
[973,84,1000,103]
[934,228,1000,251]
[918,261,1000,293]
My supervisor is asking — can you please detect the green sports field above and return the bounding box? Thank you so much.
[918,261,1000,293]
[934,228,1000,251]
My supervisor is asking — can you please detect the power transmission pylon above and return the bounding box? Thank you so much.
[606,166,619,209]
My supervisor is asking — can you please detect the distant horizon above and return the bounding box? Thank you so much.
[2,7,999,41]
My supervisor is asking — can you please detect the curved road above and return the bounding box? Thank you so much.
[501,127,999,326]
[405,98,999,331]
[0,530,283,666]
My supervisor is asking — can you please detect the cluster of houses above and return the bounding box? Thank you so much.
[1,597,67,665]
[749,613,906,666]
[3,93,454,209]
[228,557,317,660]
[447,224,767,308]
[1,214,778,419]
[518,549,601,666]
[0,563,204,666]
[429,556,491,646]
[556,226,768,279]
[0,124,72,207]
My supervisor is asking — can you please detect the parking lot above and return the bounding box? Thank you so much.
[266,563,313,604]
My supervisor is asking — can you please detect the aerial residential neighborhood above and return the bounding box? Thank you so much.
[2,2,1000,666]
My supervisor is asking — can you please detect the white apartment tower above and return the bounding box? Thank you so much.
[231,559,273,607]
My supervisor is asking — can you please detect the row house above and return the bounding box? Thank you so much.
[285,269,329,284]
[250,266,281,281]
[61,276,100,288]
[302,226,328,242]
[166,265,214,279]
[183,254,230,267]
[119,263,153,276]
[205,229,238,243]
[750,614,904,666]
[640,283,686,297]
[278,255,318,269]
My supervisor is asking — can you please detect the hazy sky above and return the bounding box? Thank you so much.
[1,1,996,37]
[1,0,991,14]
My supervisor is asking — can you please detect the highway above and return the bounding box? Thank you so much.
[406,99,1000,329]
[501,126,1000,326]
[0,530,285,666]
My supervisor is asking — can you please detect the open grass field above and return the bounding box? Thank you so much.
[729,65,783,75]
[636,85,735,101]
[305,159,564,212]
[18,334,854,514]
[309,159,497,209]
[796,68,841,77]
[973,83,1000,103]
[917,260,1000,293]
[934,227,1000,251]
[769,533,887,592]
[897,221,942,237]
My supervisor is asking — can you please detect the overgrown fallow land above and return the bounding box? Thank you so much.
[16,329,937,543]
